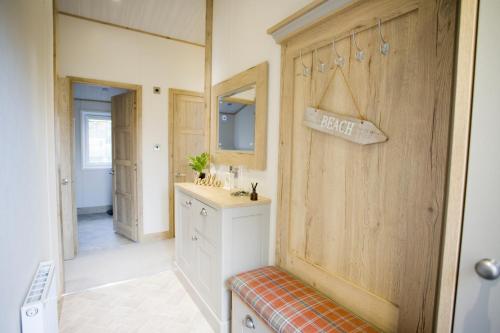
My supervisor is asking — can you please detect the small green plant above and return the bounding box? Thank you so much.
[188,152,209,173]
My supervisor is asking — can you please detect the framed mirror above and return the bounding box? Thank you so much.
[211,62,268,170]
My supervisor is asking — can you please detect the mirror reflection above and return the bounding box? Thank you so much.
[218,85,256,152]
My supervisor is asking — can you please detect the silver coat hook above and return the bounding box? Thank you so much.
[378,18,390,56]
[300,49,311,77]
[315,49,326,73]
[351,31,365,62]
[332,40,345,67]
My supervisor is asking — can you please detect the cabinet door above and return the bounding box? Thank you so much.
[176,194,195,277]
[195,231,217,311]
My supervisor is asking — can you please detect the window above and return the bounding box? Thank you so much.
[81,111,112,169]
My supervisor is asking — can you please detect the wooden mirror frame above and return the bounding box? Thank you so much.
[210,62,268,170]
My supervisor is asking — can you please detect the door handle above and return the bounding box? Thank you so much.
[475,258,500,280]
[243,315,256,329]
[175,172,186,177]
[191,235,199,241]
[200,208,208,216]
[61,178,69,185]
[109,170,115,175]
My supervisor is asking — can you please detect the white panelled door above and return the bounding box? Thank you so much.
[453,1,500,332]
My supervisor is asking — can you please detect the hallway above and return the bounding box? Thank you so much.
[64,213,175,293]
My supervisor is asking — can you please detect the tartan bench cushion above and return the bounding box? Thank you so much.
[228,266,379,333]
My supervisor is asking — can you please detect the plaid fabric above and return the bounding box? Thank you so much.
[228,266,379,333]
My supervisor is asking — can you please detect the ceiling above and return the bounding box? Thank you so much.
[73,83,128,101]
[57,0,206,46]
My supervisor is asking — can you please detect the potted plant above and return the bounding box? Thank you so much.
[188,152,209,180]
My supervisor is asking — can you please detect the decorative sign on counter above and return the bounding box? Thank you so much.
[194,174,222,187]
[303,107,387,145]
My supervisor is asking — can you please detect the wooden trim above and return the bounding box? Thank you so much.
[210,62,268,170]
[142,231,169,242]
[58,11,205,48]
[222,97,254,105]
[205,0,213,155]
[435,0,479,331]
[67,76,144,242]
[167,89,205,239]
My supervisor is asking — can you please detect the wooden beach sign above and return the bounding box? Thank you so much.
[303,107,387,145]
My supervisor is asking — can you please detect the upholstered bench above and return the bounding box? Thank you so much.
[228,266,378,333]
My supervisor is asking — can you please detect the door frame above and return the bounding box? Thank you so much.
[168,89,205,238]
[62,76,144,251]
[435,0,479,331]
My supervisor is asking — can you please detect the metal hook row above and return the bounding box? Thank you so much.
[299,18,390,76]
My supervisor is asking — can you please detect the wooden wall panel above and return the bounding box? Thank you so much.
[276,0,457,332]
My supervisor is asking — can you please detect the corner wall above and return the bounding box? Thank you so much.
[212,0,311,262]
[57,15,205,235]
[0,1,59,332]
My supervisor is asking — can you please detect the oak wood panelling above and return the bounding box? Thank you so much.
[168,89,206,238]
[275,0,457,331]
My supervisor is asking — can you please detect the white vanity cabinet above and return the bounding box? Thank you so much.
[174,183,270,333]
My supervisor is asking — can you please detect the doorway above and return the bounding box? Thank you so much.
[55,77,144,262]
[73,82,133,252]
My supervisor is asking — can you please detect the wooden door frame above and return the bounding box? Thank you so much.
[65,76,144,245]
[168,89,205,238]
[435,0,479,331]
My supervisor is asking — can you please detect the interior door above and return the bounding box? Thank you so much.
[453,2,500,331]
[111,91,138,241]
[169,90,206,237]
[55,76,77,260]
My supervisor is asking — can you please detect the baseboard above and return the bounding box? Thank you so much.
[174,263,230,333]
[141,231,169,242]
[77,205,112,215]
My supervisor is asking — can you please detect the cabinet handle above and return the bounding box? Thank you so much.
[185,200,192,207]
[191,235,199,241]
[200,208,208,216]
[243,315,255,329]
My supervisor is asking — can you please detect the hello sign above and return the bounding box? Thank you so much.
[303,107,387,145]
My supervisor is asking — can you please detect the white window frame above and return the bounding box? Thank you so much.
[81,111,112,170]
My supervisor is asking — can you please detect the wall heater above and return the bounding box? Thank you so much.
[21,261,59,333]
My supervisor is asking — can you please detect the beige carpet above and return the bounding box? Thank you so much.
[59,271,213,333]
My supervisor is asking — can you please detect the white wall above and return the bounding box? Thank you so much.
[73,100,113,209]
[212,0,311,263]
[0,1,59,332]
[57,15,205,234]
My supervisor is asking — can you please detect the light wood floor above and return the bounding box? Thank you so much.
[59,271,213,333]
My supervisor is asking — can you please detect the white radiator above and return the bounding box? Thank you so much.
[21,261,59,333]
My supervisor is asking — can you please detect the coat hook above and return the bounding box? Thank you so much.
[332,40,345,67]
[378,18,390,56]
[300,49,311,77]
[351,31,365,62]
[315,49,326,73]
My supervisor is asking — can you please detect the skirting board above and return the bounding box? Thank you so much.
[141,231,169,242]
[77,205,112,215]
[174,263,230,333]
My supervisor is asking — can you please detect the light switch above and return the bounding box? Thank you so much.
[153,144,160,151]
